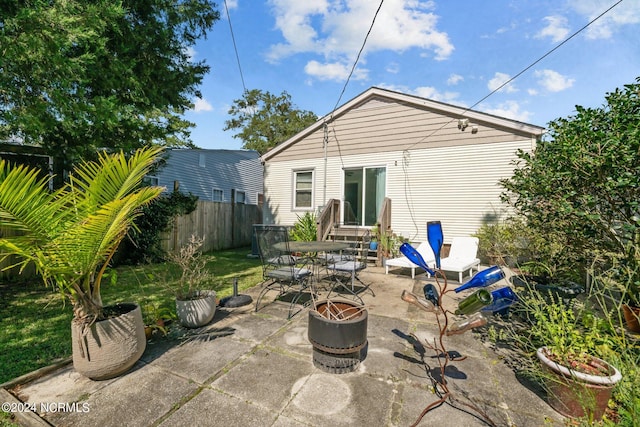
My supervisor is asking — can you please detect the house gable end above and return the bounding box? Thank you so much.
[262,87,544,163]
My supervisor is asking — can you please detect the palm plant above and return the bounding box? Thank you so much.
[0,146,164,324]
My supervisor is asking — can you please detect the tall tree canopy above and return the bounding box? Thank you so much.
[224,89,318,154]
[0,0,219,169]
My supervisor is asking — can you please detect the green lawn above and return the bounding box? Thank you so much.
[0,247,262,385]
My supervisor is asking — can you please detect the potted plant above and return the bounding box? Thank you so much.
[522,293,622,421]
[166,234,217,328]
[0,147,164,380]
[142,301,174,339]
[379,230,406,264]
[369,225,379,251]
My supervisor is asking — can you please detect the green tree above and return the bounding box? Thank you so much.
[224,89,318,154]
[501,77,640,297]
[0,0,219,172]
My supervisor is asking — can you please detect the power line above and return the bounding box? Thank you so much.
[329,0,385,120]
[466,0,624,114]
[405,0,624,151]
[224,0,247,93]
[399,0,624,237]
[325,0,385,171]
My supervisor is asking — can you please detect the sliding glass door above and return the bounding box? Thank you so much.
[343,166,386,226]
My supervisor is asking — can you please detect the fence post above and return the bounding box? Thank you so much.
[172,181,179,252]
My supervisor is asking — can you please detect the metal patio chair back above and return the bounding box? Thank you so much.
[254,225,312,318]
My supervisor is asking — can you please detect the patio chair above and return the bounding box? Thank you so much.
[254,225,313,318]
[385,241,436,278]
[325,224,374,302]
[323,222,352,265]
[438,236,480,282]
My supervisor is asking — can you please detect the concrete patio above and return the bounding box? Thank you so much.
[2,266,565,426]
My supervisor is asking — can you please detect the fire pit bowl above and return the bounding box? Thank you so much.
[308,300,368,374]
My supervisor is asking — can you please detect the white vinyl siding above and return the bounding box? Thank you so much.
[263,139,533,243]
[262,88,543,240]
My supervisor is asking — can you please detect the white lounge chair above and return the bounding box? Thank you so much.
[385,241,436,279]
[439,236,480,282]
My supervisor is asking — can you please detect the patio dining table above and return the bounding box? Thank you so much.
[273,240,350,284]
[276,241,350,254]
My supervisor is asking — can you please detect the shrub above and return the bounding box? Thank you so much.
[118,190,198,264]
[290,212,317,242]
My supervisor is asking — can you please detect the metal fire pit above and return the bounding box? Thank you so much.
[308,300,368,374]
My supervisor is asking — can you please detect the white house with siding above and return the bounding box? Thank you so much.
[260,87,545,244]
[153,149,263,205]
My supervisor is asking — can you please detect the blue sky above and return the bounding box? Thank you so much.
[184,0,640,150]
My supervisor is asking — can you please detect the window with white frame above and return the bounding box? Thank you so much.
[294,170,313,209]
[234,190,246,204]
[212,188,223,202]
[143,176,159,186]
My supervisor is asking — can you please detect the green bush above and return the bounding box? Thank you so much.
[289,212,317,242]
[501,77,640,302]
[499,272,639,425]
[118,190,198,264]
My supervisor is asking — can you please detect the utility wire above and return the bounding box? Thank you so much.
[465,0,624,115]
[401,0,623,237]
[329,0,385,120]
[405,0,623,151]
[224,0,247,93]
[325,0,385,170]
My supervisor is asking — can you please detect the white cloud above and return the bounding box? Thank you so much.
[386,62,400,74]
[380,83,462,105]
[535,15,570,43]
[447,74,463,85]
[193,98,213,113]
[184,46,196,62]
[535,69,575,92]
[221,0,238,18]
[480,100,531,122]
[414,86,460,104]
[569,0,640,39]
[488,72,517,93]
[266,1,328,61]
[304,60,368,82]
[267,0,454,78]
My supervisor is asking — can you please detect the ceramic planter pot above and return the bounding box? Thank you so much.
[71,303,146,380]
[536,347,622,420]
[176,290,217,328]
[622,304,640,333]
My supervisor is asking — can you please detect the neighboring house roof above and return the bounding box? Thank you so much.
[262,86,545,162]
[155,148,262,204]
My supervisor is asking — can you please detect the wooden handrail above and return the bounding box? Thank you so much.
[376,197,392,265]
[316,199,340,241]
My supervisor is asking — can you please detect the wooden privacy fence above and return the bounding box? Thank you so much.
[1,201,261,280]
[161,200,262,254]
